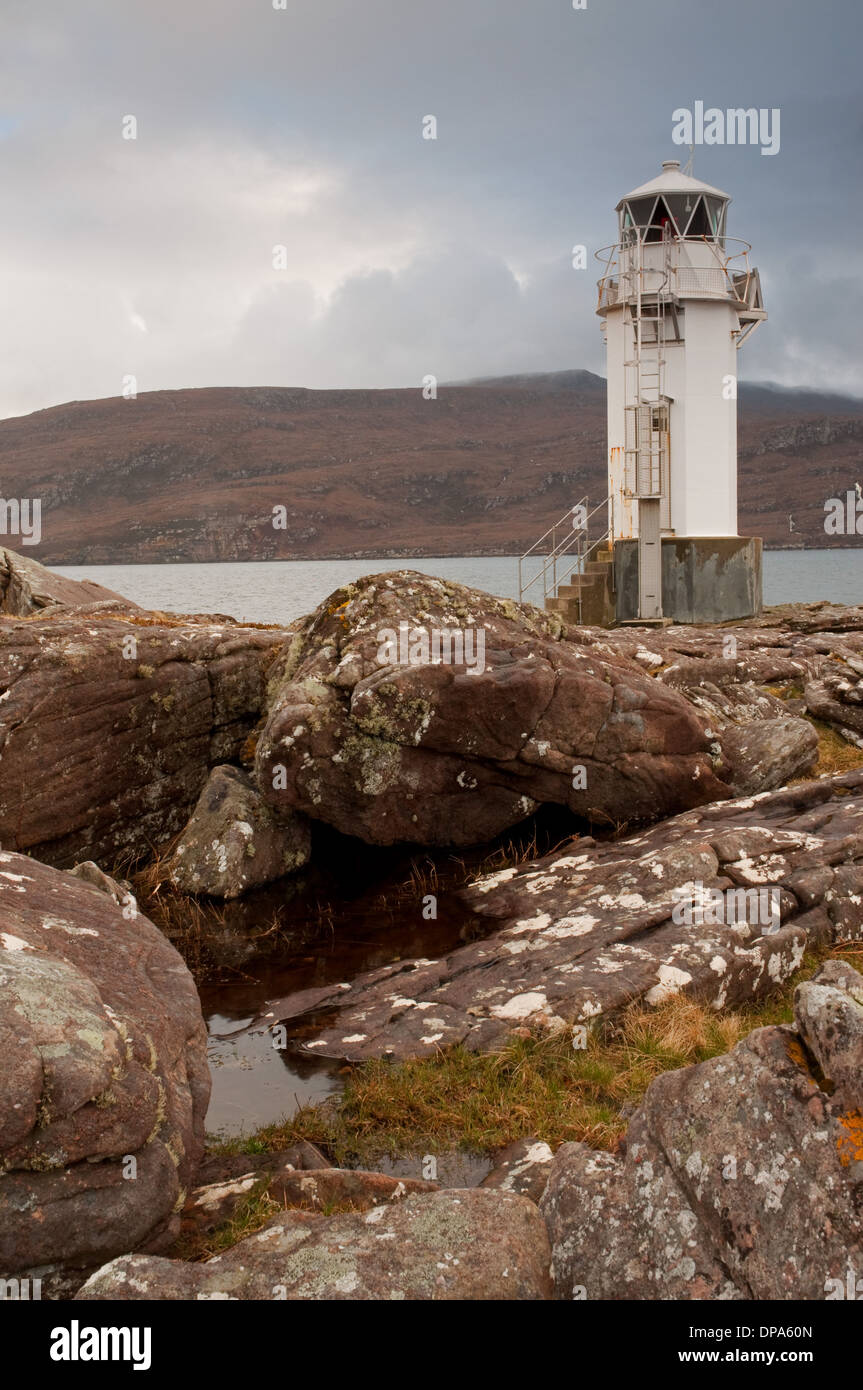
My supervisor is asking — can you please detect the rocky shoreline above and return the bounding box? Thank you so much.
[2,545,862,1300]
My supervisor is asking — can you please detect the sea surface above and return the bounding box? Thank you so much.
[57,549,861,627]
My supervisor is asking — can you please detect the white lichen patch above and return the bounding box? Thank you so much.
[544,914,600,940]
[597,892,647,912]
[471,867,517,894]
[509,913,552,935]
[645,964,693,1006]
[490,991,548,1020]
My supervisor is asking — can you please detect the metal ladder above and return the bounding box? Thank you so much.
[623,227,675,498]
[623,225,677,620]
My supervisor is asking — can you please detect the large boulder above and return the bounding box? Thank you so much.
[0,852,210,1282]
[0,611,287,866]
[0,546,133,617]
[245,770,863,1062]
[165,765,311,898]
[77,1189,552,1300]
[540,960,863,1300]
[255,571,727,848]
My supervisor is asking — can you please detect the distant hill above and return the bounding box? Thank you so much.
[1,373,861,564]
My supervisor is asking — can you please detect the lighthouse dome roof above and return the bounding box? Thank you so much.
[617,160,730,209]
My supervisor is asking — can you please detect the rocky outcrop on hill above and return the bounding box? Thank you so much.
[541,960,863,1300]
[255,571,728,848]
[245,770,863,1063]
[76,1188,552,1300]
[0,609,287,867]
[165,765,312,898]
[0,853,209,1281]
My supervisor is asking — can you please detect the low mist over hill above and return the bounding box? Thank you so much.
[2,372,861,564]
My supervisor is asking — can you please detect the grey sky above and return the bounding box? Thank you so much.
[1,0,860,419]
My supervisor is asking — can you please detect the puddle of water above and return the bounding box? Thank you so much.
[198,842,482,1138]
[205,1021,345,1138]
[201,903,471,1138]
[192,809,585,1138]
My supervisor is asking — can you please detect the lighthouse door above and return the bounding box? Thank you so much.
[637,498,663,620]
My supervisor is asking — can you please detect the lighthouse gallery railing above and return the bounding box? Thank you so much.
[595,234,758,313]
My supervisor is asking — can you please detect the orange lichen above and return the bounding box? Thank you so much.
[836,1111,863,1167]
[785,1036,817,1080]
[239,732,259,766]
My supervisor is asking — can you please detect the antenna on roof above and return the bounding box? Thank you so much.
[683,144,695,177]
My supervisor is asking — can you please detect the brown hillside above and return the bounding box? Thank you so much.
[0,372,861,563]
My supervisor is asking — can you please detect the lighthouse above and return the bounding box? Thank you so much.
[597,159,766,623]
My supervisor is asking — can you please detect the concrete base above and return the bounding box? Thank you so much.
[614,536,762,625]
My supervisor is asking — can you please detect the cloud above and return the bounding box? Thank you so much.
[0,0,860,418]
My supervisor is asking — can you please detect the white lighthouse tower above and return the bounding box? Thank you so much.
[597,159,767,622]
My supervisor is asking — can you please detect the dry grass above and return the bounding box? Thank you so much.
[215,941,863,1169]
[137,881,232,979]
[807,719,863,777]
[763,680,805,702]
[403,856,440,898]
[239,732,259,767]
[464,827,591,883]
[128,838,243,980]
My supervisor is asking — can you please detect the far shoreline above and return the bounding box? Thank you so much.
[40,542,862,568]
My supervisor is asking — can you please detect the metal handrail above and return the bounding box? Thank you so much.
[519,497,588,602]
[519,497,588,561]
[518,495,611,610]
[541,531,614,607]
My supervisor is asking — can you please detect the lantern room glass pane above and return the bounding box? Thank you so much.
[645,196,676,242]
[662,194,691,235]
[684,196,712,238]
[704,196,725,241]
[627,196,657,229]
